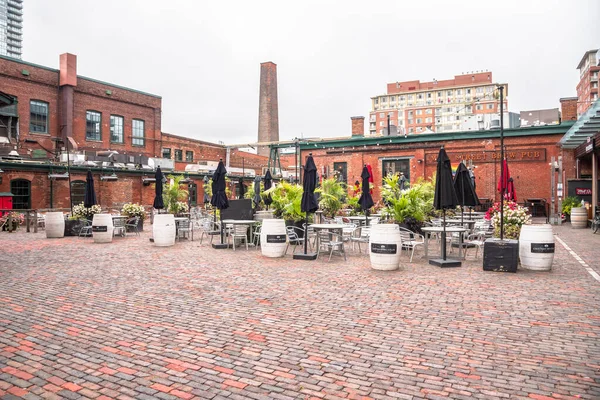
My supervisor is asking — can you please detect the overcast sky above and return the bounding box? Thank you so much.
[24,0,599,145]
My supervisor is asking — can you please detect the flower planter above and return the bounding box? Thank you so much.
[369,224,402,271]
[519,224,554,271]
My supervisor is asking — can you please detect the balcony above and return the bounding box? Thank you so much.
[8,7,23,15]
[8,14,23,22]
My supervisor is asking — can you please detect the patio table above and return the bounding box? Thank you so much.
[421,226,469,259]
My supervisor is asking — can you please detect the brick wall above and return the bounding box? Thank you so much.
[351,117,364,136]
[560,97,578,122]
[279,133,566,206]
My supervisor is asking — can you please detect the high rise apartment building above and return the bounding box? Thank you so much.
[368,72,508,136]
[576,48,599,116]
[0,0,23,59]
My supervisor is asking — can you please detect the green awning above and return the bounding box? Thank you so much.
[0,91,18,117]
[559,99,600,149]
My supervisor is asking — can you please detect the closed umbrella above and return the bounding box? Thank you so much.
[153,166,165,211]
[358,165,374,227]
[210,159,229,248]
[366,164,374,194]
[238,177,246,199]
[430,147,460,268]
[83,170,97,208]
[399,172,408,191]
[263,169,273,209]
[294,153,318,260]
[453,162,479,223]
[253,176,261,209]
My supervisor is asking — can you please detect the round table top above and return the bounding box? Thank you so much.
[222,219,257,224]
[347,216,376,220]
[310,223,347,229]
[111,215,127,219]
[422,226,468,233]
[443,219,477,224]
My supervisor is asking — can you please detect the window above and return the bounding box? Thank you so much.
[408,127,414,134]
[416,110,422,115]
[379,121,384,127]
[476,87,483,94]
[407,95,413,100]
[416,118,422,124]
[174,149,183,161]
[447,90,453,96]
[464,106,472,113]
[333,162,347,183]
[427,93,432,98]
[374,98,379,104]
[86,111,101,141]
[388,112,394,117]
[399,96,405,101]
[426,117,432,123]
[486,104,494,110]
[382,97,388,103]
[379,113,384,118]
[456,116,460,121]
[188,182,197,206]
[110,115,124,143]
[390,96,395,102]
[417,94,423,99]
[162,148,171,159]
[486,86,494,93]
[186,151,193,162]
[10,179,31,209]
[456,89,462,95]
[71,180,86,207]
[408,119,414,124]
[408,111,414,117]
[437,91,442,97]
[426,109,432,114]
[29,100,48,133]
[476,104,483,110]
[132,119,145,146]
[382,159,410,182]
[466,88,471,94]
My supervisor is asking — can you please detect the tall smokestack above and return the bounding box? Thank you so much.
[257,62,279,157]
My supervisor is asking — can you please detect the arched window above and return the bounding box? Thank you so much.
[71,180,86,207]
[10,179,31,209]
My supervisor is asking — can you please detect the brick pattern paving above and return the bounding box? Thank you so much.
[0,225,599,399]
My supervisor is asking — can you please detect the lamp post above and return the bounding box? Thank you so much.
[498,85,504,240]
[55,129,73,216]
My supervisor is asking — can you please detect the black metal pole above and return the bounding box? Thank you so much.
[295,139,299,184]
[387,114,390,136]
[499,86,505,241]
[64,136,73,216]
[303,213,308,254]
[442,209,447,260]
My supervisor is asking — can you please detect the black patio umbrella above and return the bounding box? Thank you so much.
[238,177,246,199]
[83,170,97,208]
[294,153,319,260]
[430,147,460,268]
[210,159,229,248]
[253,176,262,209]
[202,176,210,205]
[263,169,273,209]
[453,162,480,223]
[153,166,165,211]
[358,165,374,227]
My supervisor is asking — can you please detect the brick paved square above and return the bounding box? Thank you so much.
[1,226,599,399]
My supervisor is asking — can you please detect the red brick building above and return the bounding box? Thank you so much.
[0,53,268,211]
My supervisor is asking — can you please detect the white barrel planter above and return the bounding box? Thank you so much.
[153,214,176,247]
[519,224,555,271]
[571,207,587,229]
[254,211,274,222]
[260,219,287,258]
[92,214,114,243]
[369,224,402,271]
[45,212,65,238]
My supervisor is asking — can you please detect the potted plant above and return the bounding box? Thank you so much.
[66,203,102,236]
[381,177,434,235]
[121,203,146,231]
[316,177,347,219]
[0,211,24,232]
[264,181,308,236]
[484,201,531,240]
[163,175,189,216]
[561,196,580,222]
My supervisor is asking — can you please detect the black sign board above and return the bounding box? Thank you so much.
[531,243,555,253]
[370,243,397,254]
[221,199,253,221]
[267,234,286,243]
[92,225,108,232]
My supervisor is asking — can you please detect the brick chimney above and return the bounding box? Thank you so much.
[59,53,78,149]
[257,62,279,157]
[351,116,365,136]
[559,97,578,122]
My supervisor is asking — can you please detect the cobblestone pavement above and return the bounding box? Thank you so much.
[0,224,599,400]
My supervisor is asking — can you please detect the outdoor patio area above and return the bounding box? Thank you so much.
[0,225,599,400]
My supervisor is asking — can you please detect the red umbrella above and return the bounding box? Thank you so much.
[497,159,517,201]
[366,164,374,194]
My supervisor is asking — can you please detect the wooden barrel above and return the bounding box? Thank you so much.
[92,214,114,243]
[260,219,287,258]
[571,207,588,229]
[369,224,402,271]
[45,212,65,238]
[519,224,554,271]
[254,211,274,223]
[153,214,176,247]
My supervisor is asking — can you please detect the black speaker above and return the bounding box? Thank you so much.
[483,238,519,273]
